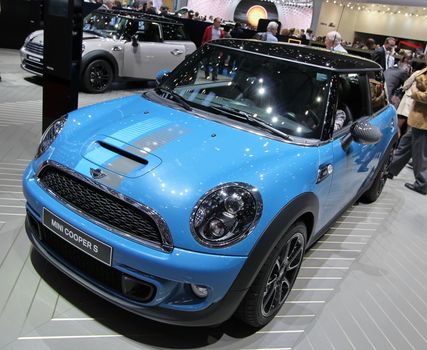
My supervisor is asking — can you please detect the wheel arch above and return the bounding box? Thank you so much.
[230,192,319,292]
[81,50,119,79]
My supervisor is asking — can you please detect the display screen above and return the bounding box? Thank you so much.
[47,0,69,17]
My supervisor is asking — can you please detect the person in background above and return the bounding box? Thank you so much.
[202,18,225,80]
[145,1,157,14]
[160,6,169,16]
[202,17,224,45]
[299,29,305,39]
[265,21,279,42]
[223,26,232,38]
[385,52,413,110]
[113,0,122,8]
[404,67,427,195]
[138,2,147,11]
[362,38,376,50]
[325,31,347,53]
[231,22,243,38]
[305,29,314,40]
[288,28,295,37]
[280,28,290,37]
[99,0,113,10]
[387,59,427,191]
[372,37,396,70]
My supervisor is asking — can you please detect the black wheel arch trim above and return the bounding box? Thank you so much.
[81,50,119,79]
[230,192,319,293]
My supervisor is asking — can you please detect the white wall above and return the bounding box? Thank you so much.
[355,12,427,41]
[317,2,427,42]
[186,0,313,30]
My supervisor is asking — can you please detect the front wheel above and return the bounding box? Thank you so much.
[236,222,307,328]
[82,59,113,93]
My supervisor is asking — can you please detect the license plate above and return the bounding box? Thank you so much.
[27,55,41,63]
[43,208,112,266]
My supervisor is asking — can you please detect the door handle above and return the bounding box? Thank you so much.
[317,164,333,183]
[171,49,184,56]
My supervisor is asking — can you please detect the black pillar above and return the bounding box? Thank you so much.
[42,0,83,131]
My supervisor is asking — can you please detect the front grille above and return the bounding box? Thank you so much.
[26,41,44,55]
[27,212,155,302]
[38,166,168,249]
[22,59,43,75]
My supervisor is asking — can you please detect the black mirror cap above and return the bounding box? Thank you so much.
[351,121,382,145]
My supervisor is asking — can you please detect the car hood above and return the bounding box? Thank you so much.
[40,94,319,255]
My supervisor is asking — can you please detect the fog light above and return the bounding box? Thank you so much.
[190,284,209,298]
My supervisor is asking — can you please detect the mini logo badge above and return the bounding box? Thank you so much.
[90,168,106,179]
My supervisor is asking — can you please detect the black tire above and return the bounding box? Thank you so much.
[360,148,394,203]
[236,222,307,328]
[82,59,113,93]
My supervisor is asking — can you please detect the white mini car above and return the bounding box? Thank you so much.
[20,9,196,93]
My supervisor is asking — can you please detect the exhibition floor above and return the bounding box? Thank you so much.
[0,48,427,350]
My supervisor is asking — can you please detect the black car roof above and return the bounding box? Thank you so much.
[209,39,382,73]
[95,8,183,26]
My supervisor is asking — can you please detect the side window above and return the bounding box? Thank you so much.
[162,23,187,41]
[135,20,162,42]
[334,73,367,132]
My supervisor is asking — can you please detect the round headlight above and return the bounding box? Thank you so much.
[35,115,68,159]
[190,183,263,248]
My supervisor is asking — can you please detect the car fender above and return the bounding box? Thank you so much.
[81,50,119,79]
[230,192,319,292]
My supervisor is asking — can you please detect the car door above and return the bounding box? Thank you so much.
[326,73,389,215]
[123,20,185,80]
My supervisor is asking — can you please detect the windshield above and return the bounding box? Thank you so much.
[83,12,128,39]
[160,44,331,139]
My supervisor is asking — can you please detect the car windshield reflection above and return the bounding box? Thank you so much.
[160,45,331,140]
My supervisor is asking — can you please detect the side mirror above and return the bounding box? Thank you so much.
[131,35,138,47]
[341,120,382,150]
[155,69,171,85]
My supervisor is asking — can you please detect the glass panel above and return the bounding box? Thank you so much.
[83,12,127,39]
[161,46,331,140]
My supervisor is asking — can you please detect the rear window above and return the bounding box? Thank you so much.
[162,23,188,40]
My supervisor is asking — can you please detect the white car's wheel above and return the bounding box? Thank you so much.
[83,59,113,93]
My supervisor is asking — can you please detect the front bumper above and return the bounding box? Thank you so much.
[23,164,248,326]
[20,47,43,76]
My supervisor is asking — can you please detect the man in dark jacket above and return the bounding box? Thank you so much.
[372,37,396,70]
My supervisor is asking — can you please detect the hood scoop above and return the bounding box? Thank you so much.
[82,136,162,178]
[97,141,148,165]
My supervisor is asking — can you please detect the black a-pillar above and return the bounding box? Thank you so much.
[42,0,83,131]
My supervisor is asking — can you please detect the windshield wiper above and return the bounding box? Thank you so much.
[208,105,293,141]
[155,87,193,111]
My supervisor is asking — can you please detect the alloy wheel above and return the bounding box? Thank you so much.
[261,231,305,317]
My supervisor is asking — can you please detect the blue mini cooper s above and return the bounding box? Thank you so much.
[23,39,397,327]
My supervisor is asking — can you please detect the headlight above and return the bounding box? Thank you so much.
[35,115,68,158]
[190,183,263,248]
